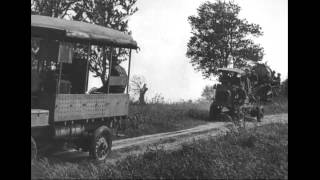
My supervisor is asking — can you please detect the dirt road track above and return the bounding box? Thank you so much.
[51,113,288,164]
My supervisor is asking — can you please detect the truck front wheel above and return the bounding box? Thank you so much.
[31,136,37,161]
[90,126,112,161]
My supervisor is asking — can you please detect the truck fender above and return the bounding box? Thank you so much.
[93,125,112,137]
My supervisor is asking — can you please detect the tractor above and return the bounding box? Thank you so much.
[209,68,264,122]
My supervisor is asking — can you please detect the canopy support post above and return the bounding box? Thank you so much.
[107,47,113,94]
[85,43,91,93]
[56,41,63,94]
[57,62,63,94]
[126,49,132,94]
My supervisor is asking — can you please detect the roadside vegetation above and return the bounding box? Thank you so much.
[31,94,287,179]
[263,96,288,115]
[121,94,287,139]
[32,122,288,179]
[120,100,210,138]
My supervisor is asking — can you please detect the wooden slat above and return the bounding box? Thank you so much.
[54,94,129,122]
[31,109,49,127]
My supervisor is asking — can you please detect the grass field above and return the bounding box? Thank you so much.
[31,96,288,179]
[32,122,288,179]
[118,101,210,138]
[121,96,287,139]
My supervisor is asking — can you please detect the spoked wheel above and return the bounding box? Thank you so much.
[90,126,112,161]
[31,136,37,161]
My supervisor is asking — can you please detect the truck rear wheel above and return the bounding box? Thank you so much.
[31,136,37,161]
[90,126,112,161]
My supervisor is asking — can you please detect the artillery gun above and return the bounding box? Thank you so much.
[250,63,281,102]
[209,63,281,122]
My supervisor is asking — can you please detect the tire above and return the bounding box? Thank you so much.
[31,136,37,161]
[90,126,112,161]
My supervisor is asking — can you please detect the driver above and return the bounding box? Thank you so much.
[231,72,240,86]
[93,60,127,94]
[109,60,127,93]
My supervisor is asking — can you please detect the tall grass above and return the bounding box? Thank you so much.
[120,96,287,138]
[121,102,210,138]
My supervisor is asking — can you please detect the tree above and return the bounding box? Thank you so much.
[201,85,215,101]
[186,1,264,78]
[31,0,138,85]
[31,0,78,18]
[130,75,148,104]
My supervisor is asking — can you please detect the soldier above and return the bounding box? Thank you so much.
[139,84,148,105]
[274,73,281,86]
[93,60,128,94]
[244,68,252,94]
[110,60,127,77]
[250,70,259,87]
[272,70,276,78]
[231,72,240,86]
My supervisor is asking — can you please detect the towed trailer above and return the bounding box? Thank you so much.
[31,15,138,161]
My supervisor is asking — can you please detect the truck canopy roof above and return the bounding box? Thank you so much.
[31,15,138,49]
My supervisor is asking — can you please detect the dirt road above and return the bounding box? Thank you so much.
[51,113,288,164]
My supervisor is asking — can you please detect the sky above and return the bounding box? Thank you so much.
[89,0,288,102]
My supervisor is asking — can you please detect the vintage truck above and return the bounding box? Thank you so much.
[31,15,138,161]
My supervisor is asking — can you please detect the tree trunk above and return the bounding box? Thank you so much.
[100,76,106,86]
